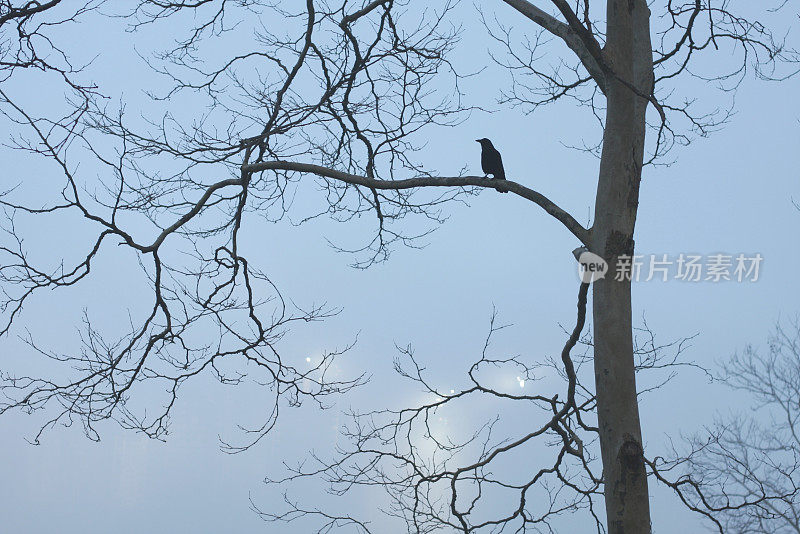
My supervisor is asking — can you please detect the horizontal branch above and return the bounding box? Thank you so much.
[243,160,590,245]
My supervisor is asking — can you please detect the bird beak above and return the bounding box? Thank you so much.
[475,139,480,142]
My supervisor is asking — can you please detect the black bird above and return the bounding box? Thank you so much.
[475,138,508,193]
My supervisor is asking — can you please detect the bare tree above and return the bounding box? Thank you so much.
[0,1,795,532]
[1,1,371,447]
[650,319,800,534]
[261,287,776,533]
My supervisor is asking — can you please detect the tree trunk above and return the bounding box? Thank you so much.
[591,1,653,532]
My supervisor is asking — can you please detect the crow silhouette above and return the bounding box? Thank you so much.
[476,138,508,193]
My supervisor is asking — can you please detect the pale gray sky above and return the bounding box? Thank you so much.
[0,3,798,533]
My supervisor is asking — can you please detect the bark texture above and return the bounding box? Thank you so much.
[591,0,654,532]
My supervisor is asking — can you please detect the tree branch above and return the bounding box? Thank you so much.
[501,0,607,93]
[243,160,590,245]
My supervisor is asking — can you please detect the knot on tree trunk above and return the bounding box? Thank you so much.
[618,433,645,475]
[605,231,635,258]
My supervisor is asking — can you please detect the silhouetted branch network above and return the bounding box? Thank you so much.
[487,1,796,164]
[648,318,800,534]
[257,283,739,532]
[0,0,795,519]
[0,0,591,445]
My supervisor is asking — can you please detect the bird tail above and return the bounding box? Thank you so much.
[496,170,508,193]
